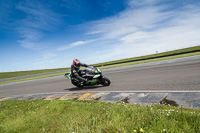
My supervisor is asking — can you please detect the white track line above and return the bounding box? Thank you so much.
[23,90,200,95]
[65,91,200,93]
[3,90,200,98]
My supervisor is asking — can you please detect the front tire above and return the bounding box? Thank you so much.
[100,77,111,86]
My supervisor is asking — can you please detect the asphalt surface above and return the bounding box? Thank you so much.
[0,55,200,97]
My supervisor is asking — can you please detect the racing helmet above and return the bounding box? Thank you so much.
[73,59,81,68]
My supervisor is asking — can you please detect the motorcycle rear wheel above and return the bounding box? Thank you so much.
[71,80,83,88]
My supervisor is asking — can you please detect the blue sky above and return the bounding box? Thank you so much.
[0,0,200,72]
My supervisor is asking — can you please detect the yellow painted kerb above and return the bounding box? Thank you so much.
[45,94,65,100]
[45,94,56,100]
[59,93,72,100]
[78,93,94,100]
[0,97,12,101]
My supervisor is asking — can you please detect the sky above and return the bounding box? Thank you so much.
[0,0,200,72]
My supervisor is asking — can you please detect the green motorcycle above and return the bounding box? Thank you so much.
[65,67,111,88]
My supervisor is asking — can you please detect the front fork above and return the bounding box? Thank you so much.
[98,75,104,83]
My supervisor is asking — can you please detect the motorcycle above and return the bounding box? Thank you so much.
[65,66,111,88]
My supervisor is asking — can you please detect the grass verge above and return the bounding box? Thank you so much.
[0,68,70,80]
[93,45,200,66]
[100,51,200,69]
[0,72,66,84]
[0,100,199,133]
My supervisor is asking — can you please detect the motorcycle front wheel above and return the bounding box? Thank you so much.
[100,77,111,86]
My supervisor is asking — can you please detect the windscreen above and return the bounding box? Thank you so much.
[85,67,95,75]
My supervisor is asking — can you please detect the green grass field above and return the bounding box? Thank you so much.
[0,100,199,133]
[99,51,200,69]
[0,67,69,80]
[93,45,200,66]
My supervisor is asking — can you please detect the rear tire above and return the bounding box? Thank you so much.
[71,80,84,88]
[100,77,111,86]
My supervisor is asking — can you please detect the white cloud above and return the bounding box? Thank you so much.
[88,5,172,39]
[16,1,61,30]
[18,40,39,49]
[16,1,61,50]
[84,0,200,62]
[17,28,44,50]
[30,52,58,69]
[128,0,159,7]
[86,30,103,35]
[57,40,95,51]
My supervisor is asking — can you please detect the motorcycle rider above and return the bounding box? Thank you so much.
[70,59,90,87]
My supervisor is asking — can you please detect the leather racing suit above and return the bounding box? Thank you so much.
[71,62,89,82]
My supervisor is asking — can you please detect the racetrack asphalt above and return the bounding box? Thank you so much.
[0,55,200,97]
